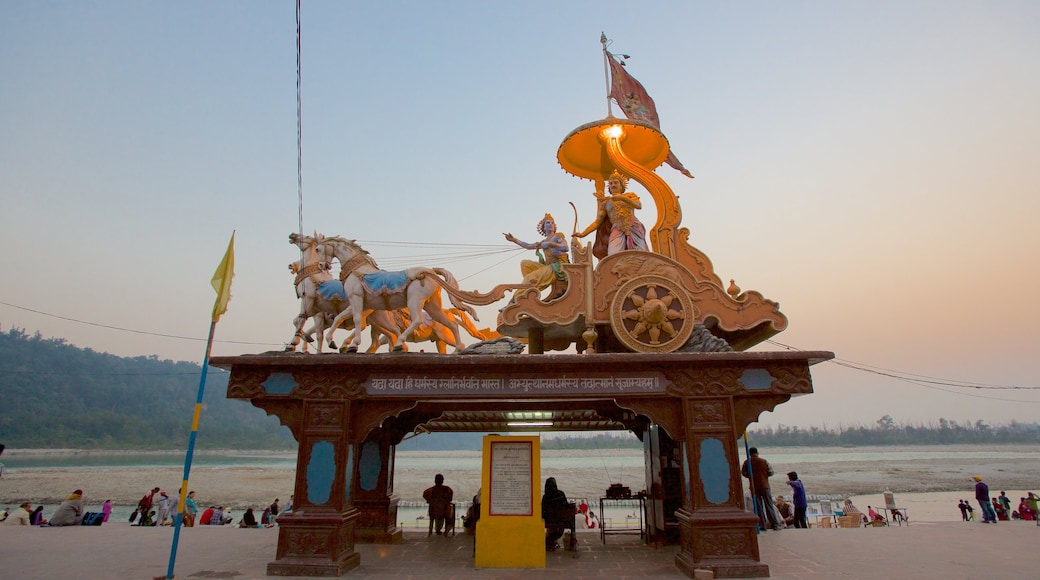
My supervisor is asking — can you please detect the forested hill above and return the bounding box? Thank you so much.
[0,327,293,449]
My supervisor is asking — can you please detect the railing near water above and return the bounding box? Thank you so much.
[396,498,617,530]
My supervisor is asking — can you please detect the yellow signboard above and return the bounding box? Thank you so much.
[475,435,545,568]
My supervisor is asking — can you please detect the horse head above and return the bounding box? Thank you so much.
[320,236,378,271]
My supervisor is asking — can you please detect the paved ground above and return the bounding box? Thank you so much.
[0,520,1036,579]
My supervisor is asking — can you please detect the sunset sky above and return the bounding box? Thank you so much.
[2,1,1038,429]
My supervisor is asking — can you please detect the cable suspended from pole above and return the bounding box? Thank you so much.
[296,0,304,236]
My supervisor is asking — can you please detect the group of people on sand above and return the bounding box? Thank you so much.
[2,485,292,529]
[960,478,1035,528]
[130,487,184,527]
[959,477,1039,523]
[127,486,290,528]
[2,489,113,527]
[742,447,812,530]
[747,447,917,530]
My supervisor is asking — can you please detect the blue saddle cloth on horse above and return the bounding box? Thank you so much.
[317,280,347,301]
[362,270,409,295]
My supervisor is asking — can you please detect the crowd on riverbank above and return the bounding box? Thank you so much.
[3,446,1039,526]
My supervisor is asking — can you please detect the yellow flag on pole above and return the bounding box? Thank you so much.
[210,232,235,322]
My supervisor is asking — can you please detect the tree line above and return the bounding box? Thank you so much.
[0,326,293,450]
[746,414,1040,446]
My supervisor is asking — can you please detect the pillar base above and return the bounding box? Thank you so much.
[267,509,360,576]
[352,495,404,544]
[267,554,360,577]
[674,507,769,578]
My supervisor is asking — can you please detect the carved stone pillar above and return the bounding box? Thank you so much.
[225,368,363,577]
[267,398,360,576]
[674,396,766,578]
[351,434,403,543]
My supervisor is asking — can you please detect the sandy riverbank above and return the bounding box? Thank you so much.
[2,446,1037,522]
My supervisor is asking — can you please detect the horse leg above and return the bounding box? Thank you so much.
[425,302,464,352]
[365,311,400,353]
[345,295,367,353]
[366,325,381,354]
[396,311,423,352]
[330,307,360,353]
[312,313,327,354]
[325,311,347,351]
[288,312,310,352]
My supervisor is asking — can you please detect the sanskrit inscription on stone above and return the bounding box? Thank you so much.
[365,373,663,395]
[488,441,533,516]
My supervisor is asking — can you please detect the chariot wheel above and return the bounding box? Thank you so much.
[610,275,696,353]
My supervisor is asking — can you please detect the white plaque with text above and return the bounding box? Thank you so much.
[489,441,533,516]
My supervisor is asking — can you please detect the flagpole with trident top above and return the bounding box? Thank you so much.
[601,32,613,117]
[163,231,235,580]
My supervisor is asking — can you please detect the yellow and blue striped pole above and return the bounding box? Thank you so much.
[166,232,234,579]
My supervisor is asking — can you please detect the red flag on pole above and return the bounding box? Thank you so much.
[607,51,694,178]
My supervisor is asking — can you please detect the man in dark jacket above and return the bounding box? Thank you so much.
[741,447,783,530]
[423,474,454,535]
[974,475,997,523]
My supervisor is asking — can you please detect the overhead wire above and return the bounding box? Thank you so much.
[766,339,1040,403]
[0,300,280,347]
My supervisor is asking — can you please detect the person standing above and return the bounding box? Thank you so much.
[422,474,454,536]
[1026,492,1040,526]
[575,170,649,258]
[100,499,113,523]
[973,476,997,523]
[184,491,198,527]
[957,499,969,521]
[156,491,172,526]
[138,487,160,518]
[741,447,783,530]
[786,472,808,529]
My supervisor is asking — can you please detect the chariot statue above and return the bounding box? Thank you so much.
[493,116,787,354]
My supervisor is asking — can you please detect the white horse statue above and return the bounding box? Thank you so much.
[287,233,402,353]
[296,234,480,353]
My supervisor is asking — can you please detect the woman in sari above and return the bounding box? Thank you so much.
[1018,498,1036,520]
